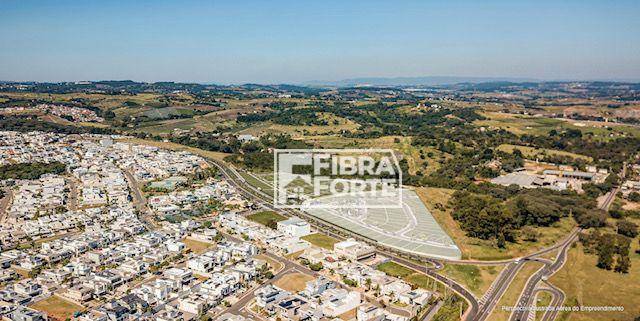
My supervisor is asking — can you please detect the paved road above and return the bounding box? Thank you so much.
[193,152,589,321]
[0,188,13,222]
[508,231,577,321]
[473,227,580,321]
[599,187,619,211]
[537,281,565,321]
[123,169,157,229]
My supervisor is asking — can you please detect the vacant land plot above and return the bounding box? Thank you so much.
[441,264,503,297]
[253,254,284,273]
[377,261,414,278]
[377,262,443,292]
[497,144,593,162]
[31,295,85,321]
[301,233,340,250]
[416,186,576,260]
[305,189,461,259]
[182,237,214,254]
[273,272,315,292]
[338,308,357,321]
[549,243,640,321]
[247,211,286,227]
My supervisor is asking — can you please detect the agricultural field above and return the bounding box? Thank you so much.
[476,112,640,140]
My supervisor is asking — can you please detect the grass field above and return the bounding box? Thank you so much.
[476,112,640,140]
[549,243,640,321]
[377,262,443,292]
[415,186,576,260]
[496,144,593,162]
[301,233,340,250]
[238,170,274,196]
[236,113,359,138]
[440,264,503,297]
[247,211,286,227]
[487,261,544,321]
[30,295,85,321]
[182,237,214,254]
[273,272,315,292]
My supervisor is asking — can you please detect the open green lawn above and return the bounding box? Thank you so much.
[247,211,286,227]
[301,233,340,250]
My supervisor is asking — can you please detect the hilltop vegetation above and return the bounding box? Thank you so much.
[0,162,66,180]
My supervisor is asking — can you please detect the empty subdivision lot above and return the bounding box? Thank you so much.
[304,189,461,260]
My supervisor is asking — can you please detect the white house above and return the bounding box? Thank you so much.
[276,217,311,238]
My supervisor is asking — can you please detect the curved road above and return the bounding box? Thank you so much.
[508,231,578,321]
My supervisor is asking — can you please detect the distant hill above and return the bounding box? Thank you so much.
[304,76,539,87]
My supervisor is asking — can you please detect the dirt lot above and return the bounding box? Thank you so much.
[273,272,314,292]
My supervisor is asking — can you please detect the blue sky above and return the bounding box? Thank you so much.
[1,0,639,83]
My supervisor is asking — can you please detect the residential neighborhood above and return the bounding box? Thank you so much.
[0,131,440,321]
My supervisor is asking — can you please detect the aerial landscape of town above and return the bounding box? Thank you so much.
[1,1,639,321]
